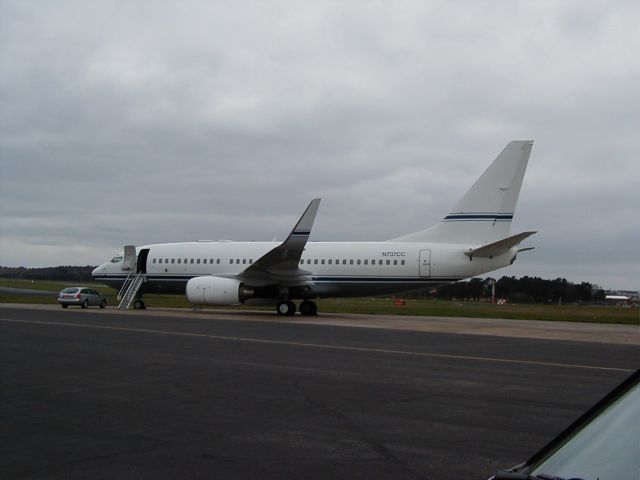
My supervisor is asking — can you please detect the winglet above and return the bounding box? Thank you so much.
[243,198,321,275]
[286,198,321,243]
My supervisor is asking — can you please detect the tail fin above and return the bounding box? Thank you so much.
[389,140,533,244]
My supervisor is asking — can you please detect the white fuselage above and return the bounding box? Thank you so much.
[92,240,517,299]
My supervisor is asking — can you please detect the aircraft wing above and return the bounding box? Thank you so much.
[238,198,321,286]
[465,231,537,258]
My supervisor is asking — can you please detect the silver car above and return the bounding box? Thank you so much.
[58,287,107,309]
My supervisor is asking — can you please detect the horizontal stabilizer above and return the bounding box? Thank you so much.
[464,231,537,258]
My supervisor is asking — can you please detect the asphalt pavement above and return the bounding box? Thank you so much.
[1,305,637,479]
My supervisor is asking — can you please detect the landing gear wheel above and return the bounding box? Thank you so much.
[100,299,107,309]
[81,299,88,309]
[276,300,296,316]
[133,299,146,310]
[299,300,318,316]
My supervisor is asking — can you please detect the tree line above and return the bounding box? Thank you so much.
[0,266,97,282]
[431,276,605,304]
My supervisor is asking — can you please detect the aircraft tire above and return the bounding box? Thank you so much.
[277,300,296,316]
[300,300,318,316]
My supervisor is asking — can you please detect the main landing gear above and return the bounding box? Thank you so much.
[276,300,318,316]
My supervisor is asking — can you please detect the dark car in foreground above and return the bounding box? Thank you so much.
[58,287,107,309]
[490,369,639,480]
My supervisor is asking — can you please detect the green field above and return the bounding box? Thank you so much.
[1,279,637,325]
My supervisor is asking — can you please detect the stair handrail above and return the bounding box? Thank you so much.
[117,271,134,301]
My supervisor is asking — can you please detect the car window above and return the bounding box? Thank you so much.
[529,380,640,480]
[81,289,90,294]
[62,288,79,294]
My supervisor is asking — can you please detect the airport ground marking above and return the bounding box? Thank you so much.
[0,317,634,373]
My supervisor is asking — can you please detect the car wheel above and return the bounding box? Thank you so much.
[81,299,88,309]
[100,299,107,309]
[61,304,68,309]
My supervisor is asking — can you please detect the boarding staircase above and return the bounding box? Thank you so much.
[117,272,145,309]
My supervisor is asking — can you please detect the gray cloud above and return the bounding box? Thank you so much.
[1,0,638,289]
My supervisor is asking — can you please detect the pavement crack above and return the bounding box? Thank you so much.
[293,379,419,478]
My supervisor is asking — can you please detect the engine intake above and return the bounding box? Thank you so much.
[186,276,253,305]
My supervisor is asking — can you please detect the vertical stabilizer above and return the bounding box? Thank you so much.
[389,140,533,245]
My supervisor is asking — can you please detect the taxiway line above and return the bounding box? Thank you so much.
[1,317,633,373]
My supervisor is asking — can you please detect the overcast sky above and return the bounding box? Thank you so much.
[1,1,638,290]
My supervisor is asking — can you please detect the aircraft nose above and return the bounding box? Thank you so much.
[92,264,105,276]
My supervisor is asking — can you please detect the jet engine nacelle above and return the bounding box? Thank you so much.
[186,276,253,305]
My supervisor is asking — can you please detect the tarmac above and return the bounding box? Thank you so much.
[1,304,638,479]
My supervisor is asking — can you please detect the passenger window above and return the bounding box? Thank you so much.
[335,259,339,264]
[314,259,318,264]
[190,259,194,264]
[171,259,175,264]
[210,259,214,264]
[379,260,383,265]
[321,259,325,265]
[364,260,368,265]
[153,258,157,264]
[177,259,181,264]
[203,259,207,264]
[242,259,246,264]
[393,260,398,265]
[165,258,168,264]
[357,259,361,265]
[184,259,187,264]
[217,259,220,264]
[197,259,201,264]
[307,259,311,264]
[343,260,347,265]
[328,259,332,265]
[300,259,304,264]
[350,259,354,265]
[236,259,240,264]
[158,258,162,264]
[249,259,253,264]
[229,259,233,264]
[401,260,405,265]
[371,259,375,264]
[386,260,390,265]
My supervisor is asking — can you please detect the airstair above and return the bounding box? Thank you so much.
[117,272,145,309]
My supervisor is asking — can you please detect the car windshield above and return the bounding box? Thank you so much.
[529,379,640,480]
[61,288,79,294]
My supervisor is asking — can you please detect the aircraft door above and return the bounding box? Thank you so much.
[419,249,431,277]
[137,249,150,274]
[122,245,136,271]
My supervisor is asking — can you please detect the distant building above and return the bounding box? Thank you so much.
[604,291,639,307]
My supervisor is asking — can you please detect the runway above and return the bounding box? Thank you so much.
[1,305,638,479]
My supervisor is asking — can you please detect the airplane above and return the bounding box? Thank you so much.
[92,140,536,315]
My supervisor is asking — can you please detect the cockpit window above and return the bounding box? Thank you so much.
[110,255,123,263]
